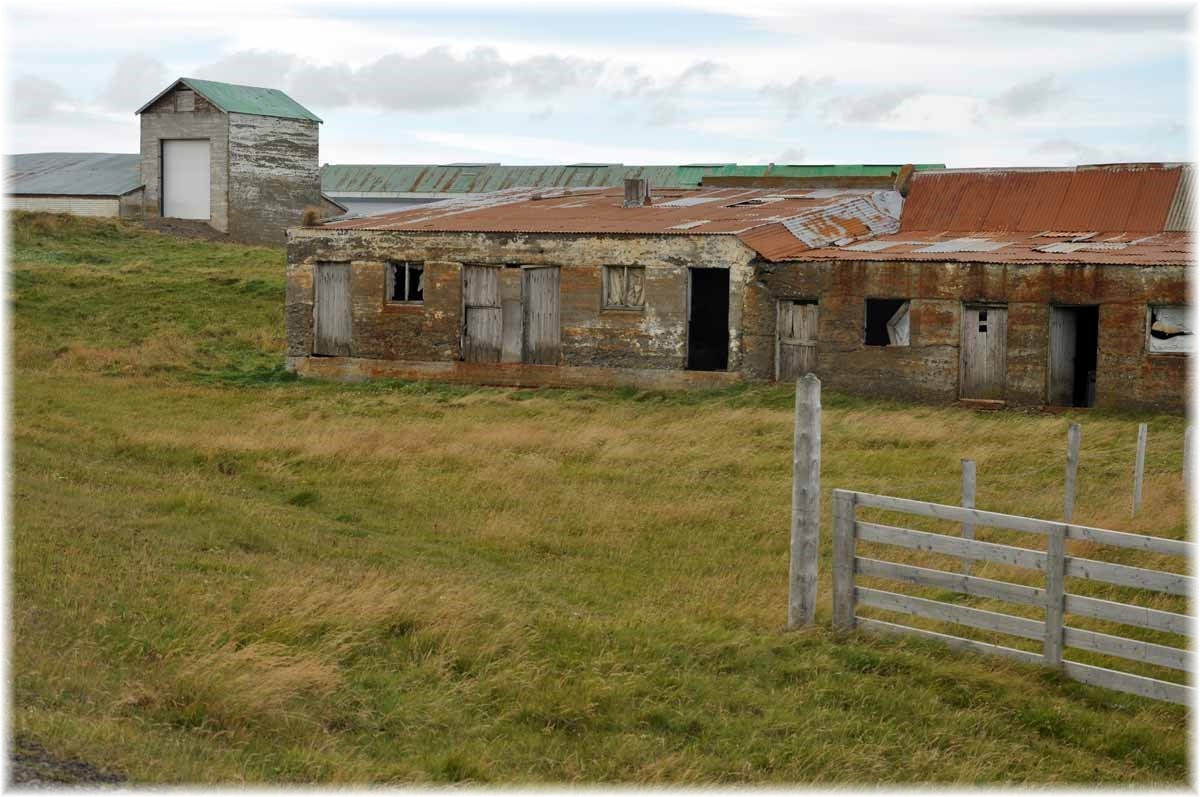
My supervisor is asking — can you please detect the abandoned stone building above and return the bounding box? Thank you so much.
[285,163,1192,412]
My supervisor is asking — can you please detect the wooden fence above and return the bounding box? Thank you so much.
[831,489,1193,705]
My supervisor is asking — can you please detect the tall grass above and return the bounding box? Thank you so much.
[9,212,1190,784]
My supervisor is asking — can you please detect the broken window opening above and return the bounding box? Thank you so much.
[865,299,911,346]
[1148,305,1192,353]
[603,265,646,309]
[388,261,424,303]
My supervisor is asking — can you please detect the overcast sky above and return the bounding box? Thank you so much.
[4,0,1193,167]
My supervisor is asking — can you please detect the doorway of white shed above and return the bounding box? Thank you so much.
[161,139,210,220]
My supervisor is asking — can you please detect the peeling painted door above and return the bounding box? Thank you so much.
[777,300,818,380]
[522,267,561,364]
[462,265,502,362]
[960,304,1007,401]
[313,262,352,356]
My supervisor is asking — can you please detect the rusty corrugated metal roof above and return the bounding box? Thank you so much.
[901,164,1184,234]
[1165,165,1194,231]
[778,230,1192,266]
[319,186,904,259]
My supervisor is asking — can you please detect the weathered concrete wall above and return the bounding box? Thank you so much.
[287,228,757,373]
[228,113,321,245]
[752,259,1189,412]
[286,226,1188,411]
[139,86,229,232]
[118,187,144,220]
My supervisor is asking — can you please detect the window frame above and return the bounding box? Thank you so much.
[863,297,911,347]
[386,261,425,305]
[601,264,646,311]
[1146,304,1192,355]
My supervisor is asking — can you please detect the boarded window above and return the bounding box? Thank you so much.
[864,299,910,346]
[1148,305,1192,353]
[387,262,424,303]
[603,266,645,309]
[175,90,195,112]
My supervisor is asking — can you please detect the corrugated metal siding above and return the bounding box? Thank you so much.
[7,195,120,216]
[321,163,945,195]
[1165,166,1194,231]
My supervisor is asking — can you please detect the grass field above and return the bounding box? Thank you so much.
[9,212,1191,784]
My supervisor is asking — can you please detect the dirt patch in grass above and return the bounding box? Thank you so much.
[10,736,125,787]
[139,217,234,242]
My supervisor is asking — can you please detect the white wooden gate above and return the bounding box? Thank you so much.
[831,489,1192,704]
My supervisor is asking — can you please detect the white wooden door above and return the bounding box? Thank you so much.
[462,265,502,363]
[777,300,818,380]
[313,263,352,356]
[162,139,211,220]
[960,305,1007,401]
[522,267,561,364]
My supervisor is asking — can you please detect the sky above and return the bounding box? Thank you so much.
[3,0,1193,168]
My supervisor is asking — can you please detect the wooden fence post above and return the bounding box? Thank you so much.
[1184,426,1192,488]
[961,459,976,575]
[1043,523,1066,667]
[832,490,856,631]
[1064,423,1080,523]
[788,374,821,629]
[1133,423,1147,517]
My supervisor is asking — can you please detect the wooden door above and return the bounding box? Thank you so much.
[1049,307,1078,406]
[462,265,501,362]
[777,300,818,380]
[313,262,352,356]
[960,305,1007,401]
[522,267,561,364]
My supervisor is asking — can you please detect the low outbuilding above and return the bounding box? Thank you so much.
[286,163,1191,412]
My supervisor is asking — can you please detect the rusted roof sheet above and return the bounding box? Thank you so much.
[1165,165,1194,231]
[320,186,904,258]
[782,230,1192,266]
[901,164,1184,234]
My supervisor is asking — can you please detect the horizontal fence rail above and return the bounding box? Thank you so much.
[832,489,1193,705]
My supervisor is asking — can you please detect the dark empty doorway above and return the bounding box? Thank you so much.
[687,268,729,371]
[1049,305,1099,407]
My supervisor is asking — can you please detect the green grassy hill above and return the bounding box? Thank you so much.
[9,212,1189,784]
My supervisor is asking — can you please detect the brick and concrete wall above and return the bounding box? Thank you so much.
[139,86,230,232]
[286,227,1188,411]
[751,259,1189,412]
[287,228,756,374]
[228,113,321,245]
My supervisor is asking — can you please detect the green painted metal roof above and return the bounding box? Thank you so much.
[321,163,945,194]
[136,78,321,122]
[182,78,322,122]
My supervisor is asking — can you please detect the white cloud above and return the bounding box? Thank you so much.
[989,75,1066,117]
[12,74,71,121]
[100,55,171,111]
